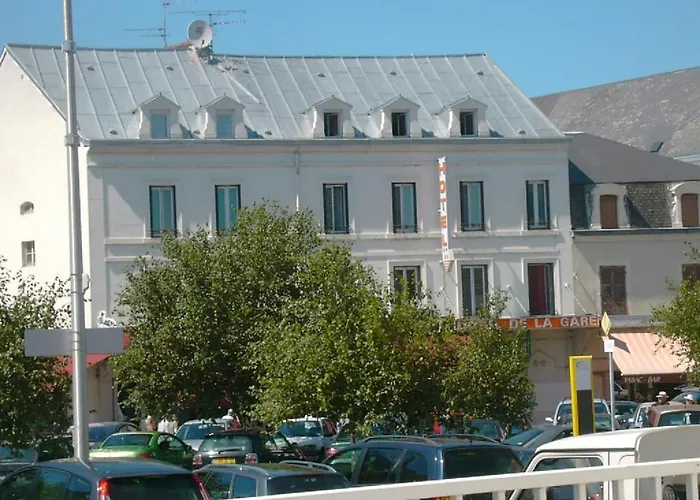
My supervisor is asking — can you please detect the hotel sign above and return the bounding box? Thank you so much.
[438,157,453,271]
[498,315,600,330]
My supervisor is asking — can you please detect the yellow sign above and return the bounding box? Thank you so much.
[601,311,611,335]
[569,355,594,436]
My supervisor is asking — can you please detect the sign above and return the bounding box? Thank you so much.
[498,314,600,330]
[437,157,453,271]
[623,376,662,384]
[603,338,615,353]
[24,328,125,357]
[569,355,595,436]
[601,311,611,335]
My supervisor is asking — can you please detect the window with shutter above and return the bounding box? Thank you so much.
[527,263,555,315]
[599,195,618,229]
[600,266,628,315]
[681,193,699,227]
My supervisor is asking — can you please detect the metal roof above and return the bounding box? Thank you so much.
[4,44,563,141]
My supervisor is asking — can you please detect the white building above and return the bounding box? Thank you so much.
[1,43,579,421]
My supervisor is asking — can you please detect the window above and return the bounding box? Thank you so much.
[600,266,627,315]
[325,448,363,481]
[681,193,699,227]
[216,112,234,139]
[391,112,407,137]
[600,194,619,229]
[21,241,35,267]
[0,468,36,500]
[399,451,429,482]
[527,263,555,315]
[215,185,241,233]
[149,186,176,237]
[150,111,169,139]
[682,264,700,284]
[232,476,257,498]
[357,447,404,484]
[460,181,484,231]
[324,112,340,137]
[36,469,69,500]
[392,183,417,233]
[204,471,233,500]
[462,265,488,316]
[526,180,550,230]
[19,201,34,215]
[459,111,475,136]
[393,266,421,298]
[323,184,349,234]
[65,475,91,500]
[516,457,603,500]
[443,448,522,479]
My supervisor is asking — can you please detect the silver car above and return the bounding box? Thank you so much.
[176,419,227,451]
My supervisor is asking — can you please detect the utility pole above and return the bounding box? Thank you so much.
[62,0,90,461]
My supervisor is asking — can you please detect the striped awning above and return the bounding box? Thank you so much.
[611,332,689,376]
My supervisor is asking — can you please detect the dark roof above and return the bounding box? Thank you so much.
[567,133,700,185]
[201,463,337,477]
[534,66,700,158]
[41,458,190,478]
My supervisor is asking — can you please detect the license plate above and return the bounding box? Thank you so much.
[213,458,237,464]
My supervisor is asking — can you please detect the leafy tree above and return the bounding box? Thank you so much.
[0,258,71,451]
[441,293,535,431]
[112,203,322,421]
[652,246,700,384]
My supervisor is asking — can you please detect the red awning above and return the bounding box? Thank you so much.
[63,354,110,374]
[612,332,689,377]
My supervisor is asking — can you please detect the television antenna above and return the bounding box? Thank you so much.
[174,9,246,51]
[125,0,202,48]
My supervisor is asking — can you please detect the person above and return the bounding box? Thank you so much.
[221,409,241,429]
[685,394,697,405]
[143,415,155,432]
[654,391,670,406]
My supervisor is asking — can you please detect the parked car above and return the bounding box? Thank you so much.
[278,417,338,462]
[0,437,73,481]
[176,419,228,451]
[648,405,700,427]
[0,458,209,499]
[502,425,574,450]
[464,419,507,441]
[325,427,362,459]
[672,389,700,403]
[196,461,352,498]
[556,413,620,430]
[610,400,638,428]
[67,421,140,449]
[545,398,611,424]
[629,401,683,428]
[323,435,522,488]
[192,429,303,470]
[89,432,195,468]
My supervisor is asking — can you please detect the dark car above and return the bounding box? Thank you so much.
[610,401,638,428]
[323,435,522,488]
[192,429,303,470]
[502,425,573,450]
[0,458,208,499]
[196,461,352,499]
[67,421,140,449]
[0,437,73,481]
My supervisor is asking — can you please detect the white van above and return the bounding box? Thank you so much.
[511,427,700,500]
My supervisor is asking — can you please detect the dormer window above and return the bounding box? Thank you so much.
[136,94,182,140]
[391,112,408,137]
[197,95,246,139]
[307,96,353,139]
[590,184,628,229]
[324,112,339,137]
[150,111,169,139]
[670,182,700,228]
[459,111,475,137]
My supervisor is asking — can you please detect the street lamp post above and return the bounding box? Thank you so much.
[62,0,90,461]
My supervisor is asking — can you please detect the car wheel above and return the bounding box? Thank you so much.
[663,486,677,500]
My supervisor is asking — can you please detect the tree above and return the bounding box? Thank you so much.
[441,293,535,431]
[0,258,71,451]
[112,203,322,421]
[652,246,700,384]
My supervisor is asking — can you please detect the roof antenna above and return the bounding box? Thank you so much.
[124,0,202,48]
[173,9,247,54]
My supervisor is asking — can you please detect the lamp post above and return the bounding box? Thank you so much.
[62,0,90,461]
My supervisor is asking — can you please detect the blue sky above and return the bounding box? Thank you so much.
[3,0,700,96]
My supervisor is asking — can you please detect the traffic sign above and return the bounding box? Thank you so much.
[601,311,612,335]
[24,328,124,357]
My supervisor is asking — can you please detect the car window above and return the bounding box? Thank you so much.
[107,474,205,499]
[0,447,36,462]
[503,428,544,446]
[0,468,37,500]
[65,474,91,500]
[325,448,363,481]
[468,421,503,440]
[658,411,700,426]
[102,434,151,447]
[203,471,233,500]
[199,435,253,453]
[232,475,257,498]
[517,457,603,500]
[280,421,322,438]
[357,447,404,485]
[443,447,522,479]
[272,432,291,449]
[268,474,350,494]
[169,436,186,451]
[399,451,429,482]
[89,425,118,443]
[35,469,69,500]
[177,424,226,441]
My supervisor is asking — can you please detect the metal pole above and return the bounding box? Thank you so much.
[62,0,89,461]
[609,351,616,431]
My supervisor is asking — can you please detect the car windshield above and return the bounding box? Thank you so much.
[658,411,700,427]
[0,446,36,462]
[556,414,613,430]
[557,403,608,417]
[106,475,205,500]
[280,421,323,438]
[467,421,502,440]
[89,425,118,443]
[443,448,522,479]
[614,403,638,416]
[176,423,225,441]
[503,428,544,446]
[199,434,253,452]
[101,434,152,447]
[267,474,350,494]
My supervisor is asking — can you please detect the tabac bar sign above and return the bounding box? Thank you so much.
[498,314,600,330]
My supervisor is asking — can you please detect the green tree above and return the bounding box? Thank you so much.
[442,293,535,431]
[652,246,700,384]
[112,203,322,420]
[0,258,71,451]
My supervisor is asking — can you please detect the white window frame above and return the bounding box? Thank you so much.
[670,181,700,228]
[150,111,170,139]
[392,265,422,296]
[149,185,177,238]
[215,111,234,139]
[590,183,628,229]
[525,259,558,316]
[323,183,349,234]
[215,185,241,232]
[461,265,488,317]
[323,112,340,137]
[391,112,408,137]
[459,111,476,137]
[460,181,484,231]
[392,182,418,233]
[21,241,35,267]
[526,180,551,230]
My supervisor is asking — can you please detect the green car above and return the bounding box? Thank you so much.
[89,432,195,468]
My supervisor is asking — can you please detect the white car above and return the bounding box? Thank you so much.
[545,398,611,424]
[175,418,227,451]
[279,416,338,461]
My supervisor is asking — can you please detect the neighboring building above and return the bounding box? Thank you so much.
[533,66,700,164]
[566,132,700,399]
[1,43,578,421]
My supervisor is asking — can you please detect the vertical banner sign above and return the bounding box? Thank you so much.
[438,157,453,271]
[569,355,595,436]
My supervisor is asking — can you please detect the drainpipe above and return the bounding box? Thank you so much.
[294,148,300,212]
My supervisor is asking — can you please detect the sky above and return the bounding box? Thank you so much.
[2,0,700,97]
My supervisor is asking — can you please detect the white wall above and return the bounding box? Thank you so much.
[86,141,574,319]
[573,232,700,315]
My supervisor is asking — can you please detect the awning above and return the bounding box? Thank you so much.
[611,332,689,378]
[63,355,110,374]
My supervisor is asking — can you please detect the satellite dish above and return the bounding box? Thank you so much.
[187,20,213,48]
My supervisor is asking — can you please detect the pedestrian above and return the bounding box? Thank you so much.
[221,409,241,429]
[685,394,697,405]
[143,415,155,432]
[653,391,670,406]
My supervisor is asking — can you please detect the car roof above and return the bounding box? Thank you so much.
[36,458,191,479]
[537,427,676,452]
[650,404,700,415]
[200,463,338,477]
[181,419,227,425]
[205,428,264,437]
[106,432,155,437]
[558,398,606,404]
[349,436,513,451]
[285,416,327,422]
[88,422,125,428]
